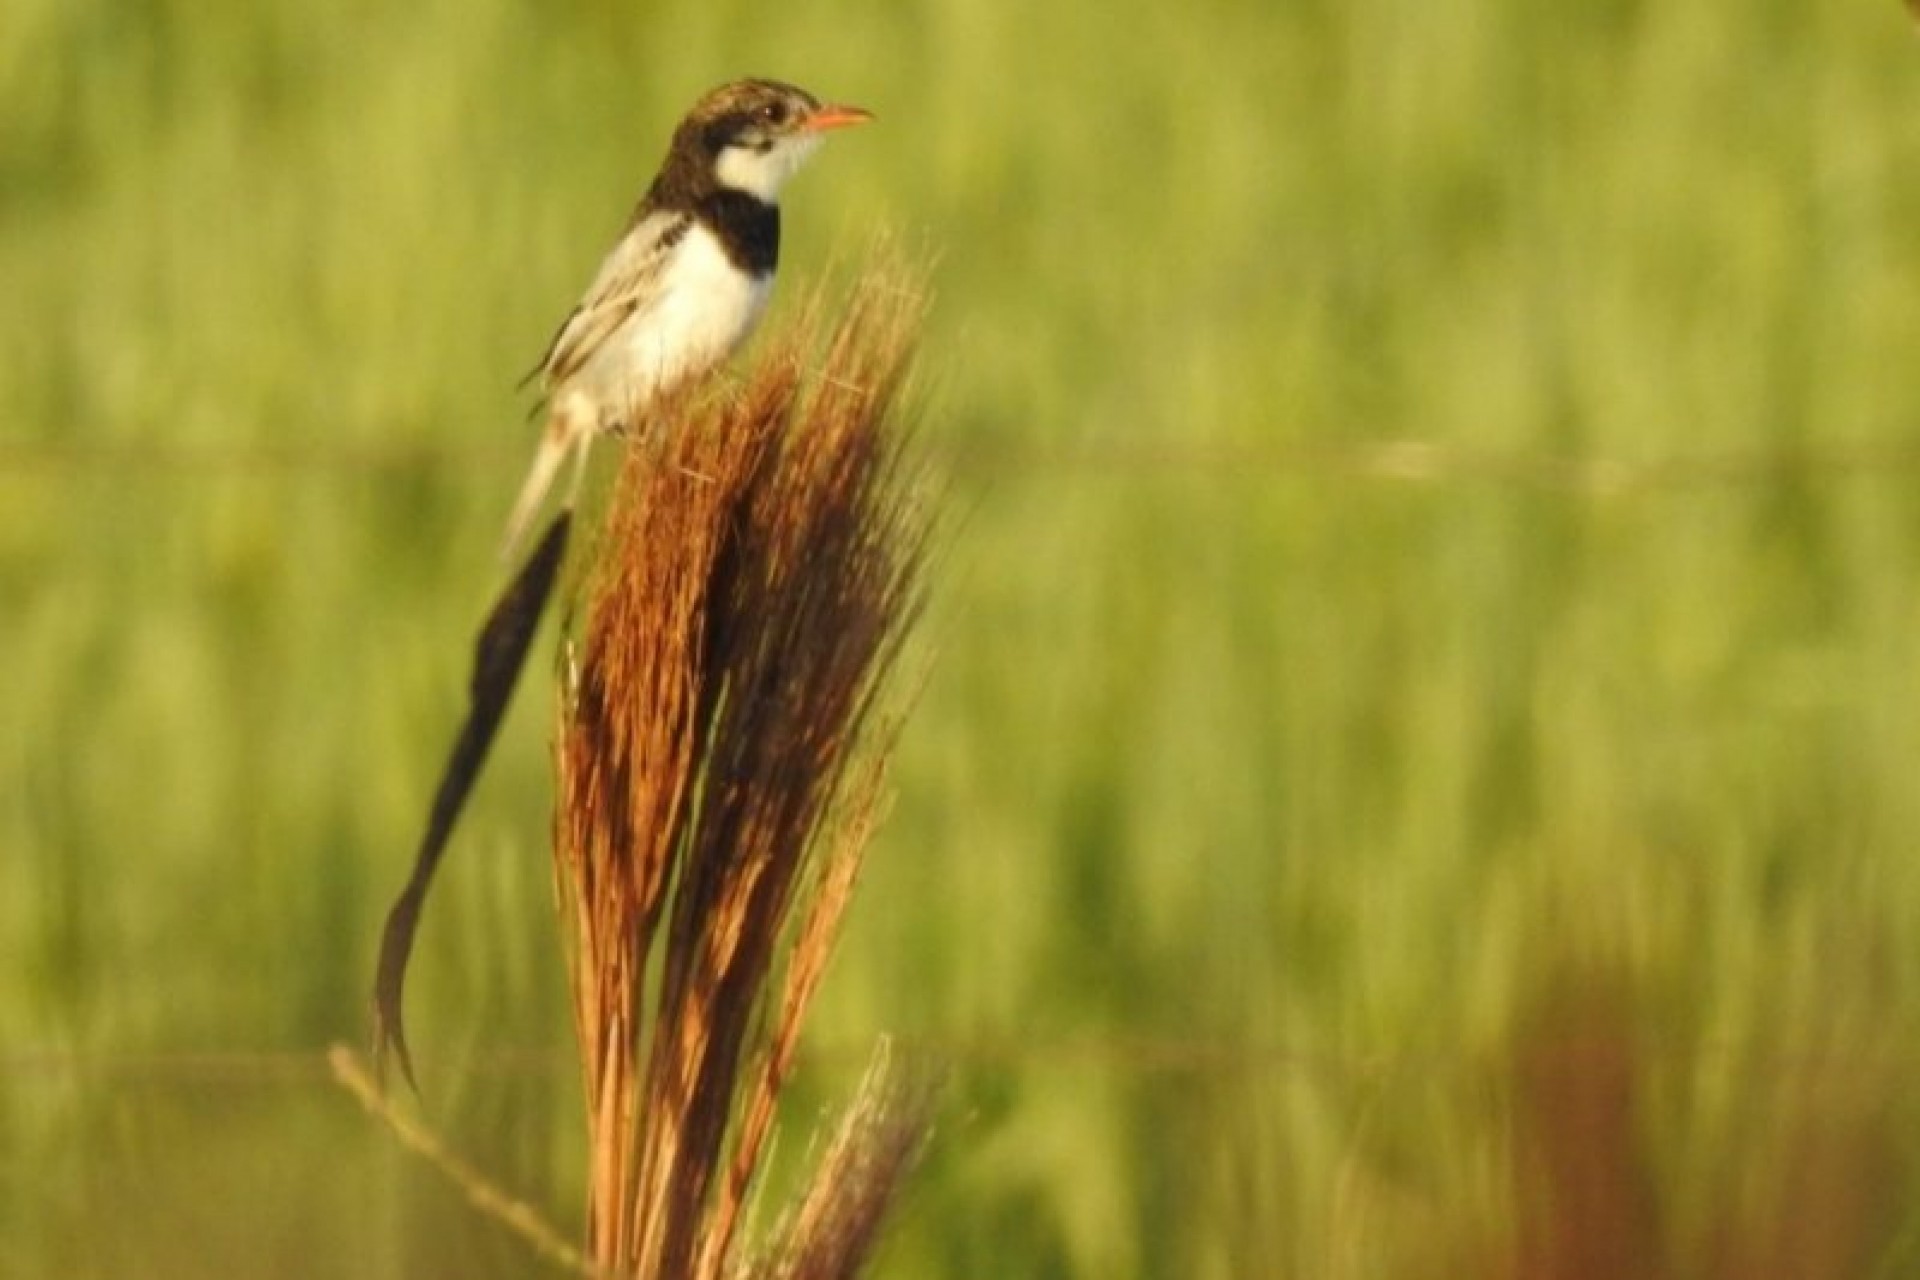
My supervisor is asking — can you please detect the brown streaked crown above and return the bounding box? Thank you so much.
[647,79,824,204]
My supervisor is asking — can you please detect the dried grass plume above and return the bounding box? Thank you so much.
[554,256,937,1280]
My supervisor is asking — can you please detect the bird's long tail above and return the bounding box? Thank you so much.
[500,408,593,565]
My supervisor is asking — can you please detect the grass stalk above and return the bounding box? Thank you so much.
[553,256,935,1279]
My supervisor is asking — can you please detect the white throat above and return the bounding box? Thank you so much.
[714,135,823,203]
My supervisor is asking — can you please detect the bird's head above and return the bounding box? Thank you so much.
[676,78,873,203]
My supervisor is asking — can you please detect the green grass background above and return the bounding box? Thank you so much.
[7,0,1920,1275]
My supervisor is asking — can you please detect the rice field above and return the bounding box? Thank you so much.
[7,1,1920,1276]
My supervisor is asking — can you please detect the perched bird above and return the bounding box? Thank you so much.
[501,78,874,560]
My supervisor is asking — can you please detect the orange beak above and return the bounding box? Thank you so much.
[802,103,875,133]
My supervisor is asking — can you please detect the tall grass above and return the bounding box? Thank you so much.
[553,268,932,1277]
[7,0,1920,1276]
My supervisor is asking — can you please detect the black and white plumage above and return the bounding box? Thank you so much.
[501,78,873,560]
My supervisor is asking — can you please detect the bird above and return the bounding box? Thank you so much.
[500,78,874,561]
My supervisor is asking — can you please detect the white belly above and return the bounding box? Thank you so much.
[572,224,770,428]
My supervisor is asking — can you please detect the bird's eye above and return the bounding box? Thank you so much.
[758,101,788,126]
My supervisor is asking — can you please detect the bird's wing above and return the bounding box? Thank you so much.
[521,209,691,391]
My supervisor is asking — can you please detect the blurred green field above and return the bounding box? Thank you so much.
[8,1,1920,1276]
